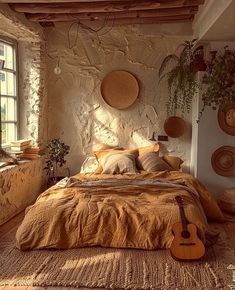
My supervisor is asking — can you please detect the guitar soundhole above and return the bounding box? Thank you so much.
[181,230,190,239]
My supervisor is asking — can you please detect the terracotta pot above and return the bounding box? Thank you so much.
[209,50,217,61]
[191,57,207,72]
[191,46,207,72]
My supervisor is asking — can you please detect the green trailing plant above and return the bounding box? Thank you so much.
[198,47,235,121]
[159,39,199,115]
[44,138,70,181]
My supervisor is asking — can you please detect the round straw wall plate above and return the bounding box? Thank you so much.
[101,70,139,110]
[211,146,235,176]
[218,103,235,136]
[164,116,186,138]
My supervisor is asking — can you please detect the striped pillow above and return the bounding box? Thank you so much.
[101,153,138,174]
[138,152,172,172]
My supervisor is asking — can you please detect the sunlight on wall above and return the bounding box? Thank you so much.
[94,107,119,146]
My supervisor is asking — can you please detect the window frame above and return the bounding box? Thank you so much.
[0,35,19,147]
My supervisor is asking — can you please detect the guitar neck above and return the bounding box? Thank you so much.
[179,205,188,231]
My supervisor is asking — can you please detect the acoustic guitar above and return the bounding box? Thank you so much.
[170,195,205,261]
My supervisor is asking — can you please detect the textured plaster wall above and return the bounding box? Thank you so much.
[19,41,48,147]
[46,23,192,174]
[0,5,47,224]
[0,159,46,226]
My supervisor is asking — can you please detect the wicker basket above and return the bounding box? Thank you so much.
[218,188,235,214]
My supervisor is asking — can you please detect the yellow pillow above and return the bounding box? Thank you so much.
[138,143,160,156]
[162,155,183,170]
[92,143,119,152]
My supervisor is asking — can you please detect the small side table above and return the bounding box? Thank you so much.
[218,188,235,214]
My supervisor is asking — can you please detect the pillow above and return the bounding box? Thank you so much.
[100,153,138,174]
[92,143,119,152]
[80,156,99,173]
[138,143,160,156]
[138,152,173,172]
[94,148,138,174]
[95,148,138,161]
[162,154,184,171]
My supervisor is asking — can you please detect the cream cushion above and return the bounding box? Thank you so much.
[80,156,99,173]
[218,188,235,213]
[101,153,138,174]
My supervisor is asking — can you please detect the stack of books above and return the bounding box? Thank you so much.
[21,147,44,160]
[10,139,32,158]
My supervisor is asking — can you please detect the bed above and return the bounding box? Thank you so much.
[16,169,224,251]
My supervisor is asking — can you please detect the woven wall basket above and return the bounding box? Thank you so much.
[164,116,186,138]
[211,146,235,176]
[218,103,235,136]
[101,70,139,110]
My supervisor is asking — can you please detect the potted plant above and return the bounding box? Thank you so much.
[159,39,200,115]
[44,138,70,187]
[198,46,235,120]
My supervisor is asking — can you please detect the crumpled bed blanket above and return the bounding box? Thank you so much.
[16,171,224,250]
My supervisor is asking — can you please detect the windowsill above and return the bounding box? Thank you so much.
[0,157,42,173]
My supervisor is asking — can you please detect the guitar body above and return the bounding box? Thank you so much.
[170,196,205,261]
[170,222,205,261]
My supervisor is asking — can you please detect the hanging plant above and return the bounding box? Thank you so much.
[198,47,235,121]
[159,39,200,116]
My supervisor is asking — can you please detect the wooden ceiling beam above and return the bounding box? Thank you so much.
[61,15,194,25]
[2,0,129,2]
[10,0,203,14]
[10,1,161,13]
[24,14,194,24]
[25,7,198,22]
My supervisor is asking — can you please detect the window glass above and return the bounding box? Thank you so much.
[0,38,17,145]
[0,71,16,96]
[1,97,16,121]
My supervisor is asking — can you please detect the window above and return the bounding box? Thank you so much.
[0,38,18,146]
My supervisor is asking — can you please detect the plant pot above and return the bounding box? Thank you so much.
[191,55,207,72]
[47,176,65,188]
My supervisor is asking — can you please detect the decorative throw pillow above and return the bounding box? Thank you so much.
[138,152,173,172]
[138,143,160,156]
[80,156,99,173]
[101,153,138,174]
[95,148,138,162]
[162,155,184,171]
[92,143,120,152]
[94,148,139,173]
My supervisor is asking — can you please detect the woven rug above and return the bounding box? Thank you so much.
[0,223,234,290]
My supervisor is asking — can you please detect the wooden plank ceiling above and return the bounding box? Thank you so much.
[8,0,205,26]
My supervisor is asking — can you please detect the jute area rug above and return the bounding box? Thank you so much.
[0,223,235,290]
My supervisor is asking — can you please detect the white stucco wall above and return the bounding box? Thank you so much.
[192,42,235,196]
[46,23,193,175]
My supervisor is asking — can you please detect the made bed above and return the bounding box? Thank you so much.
[16,169,224,251]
